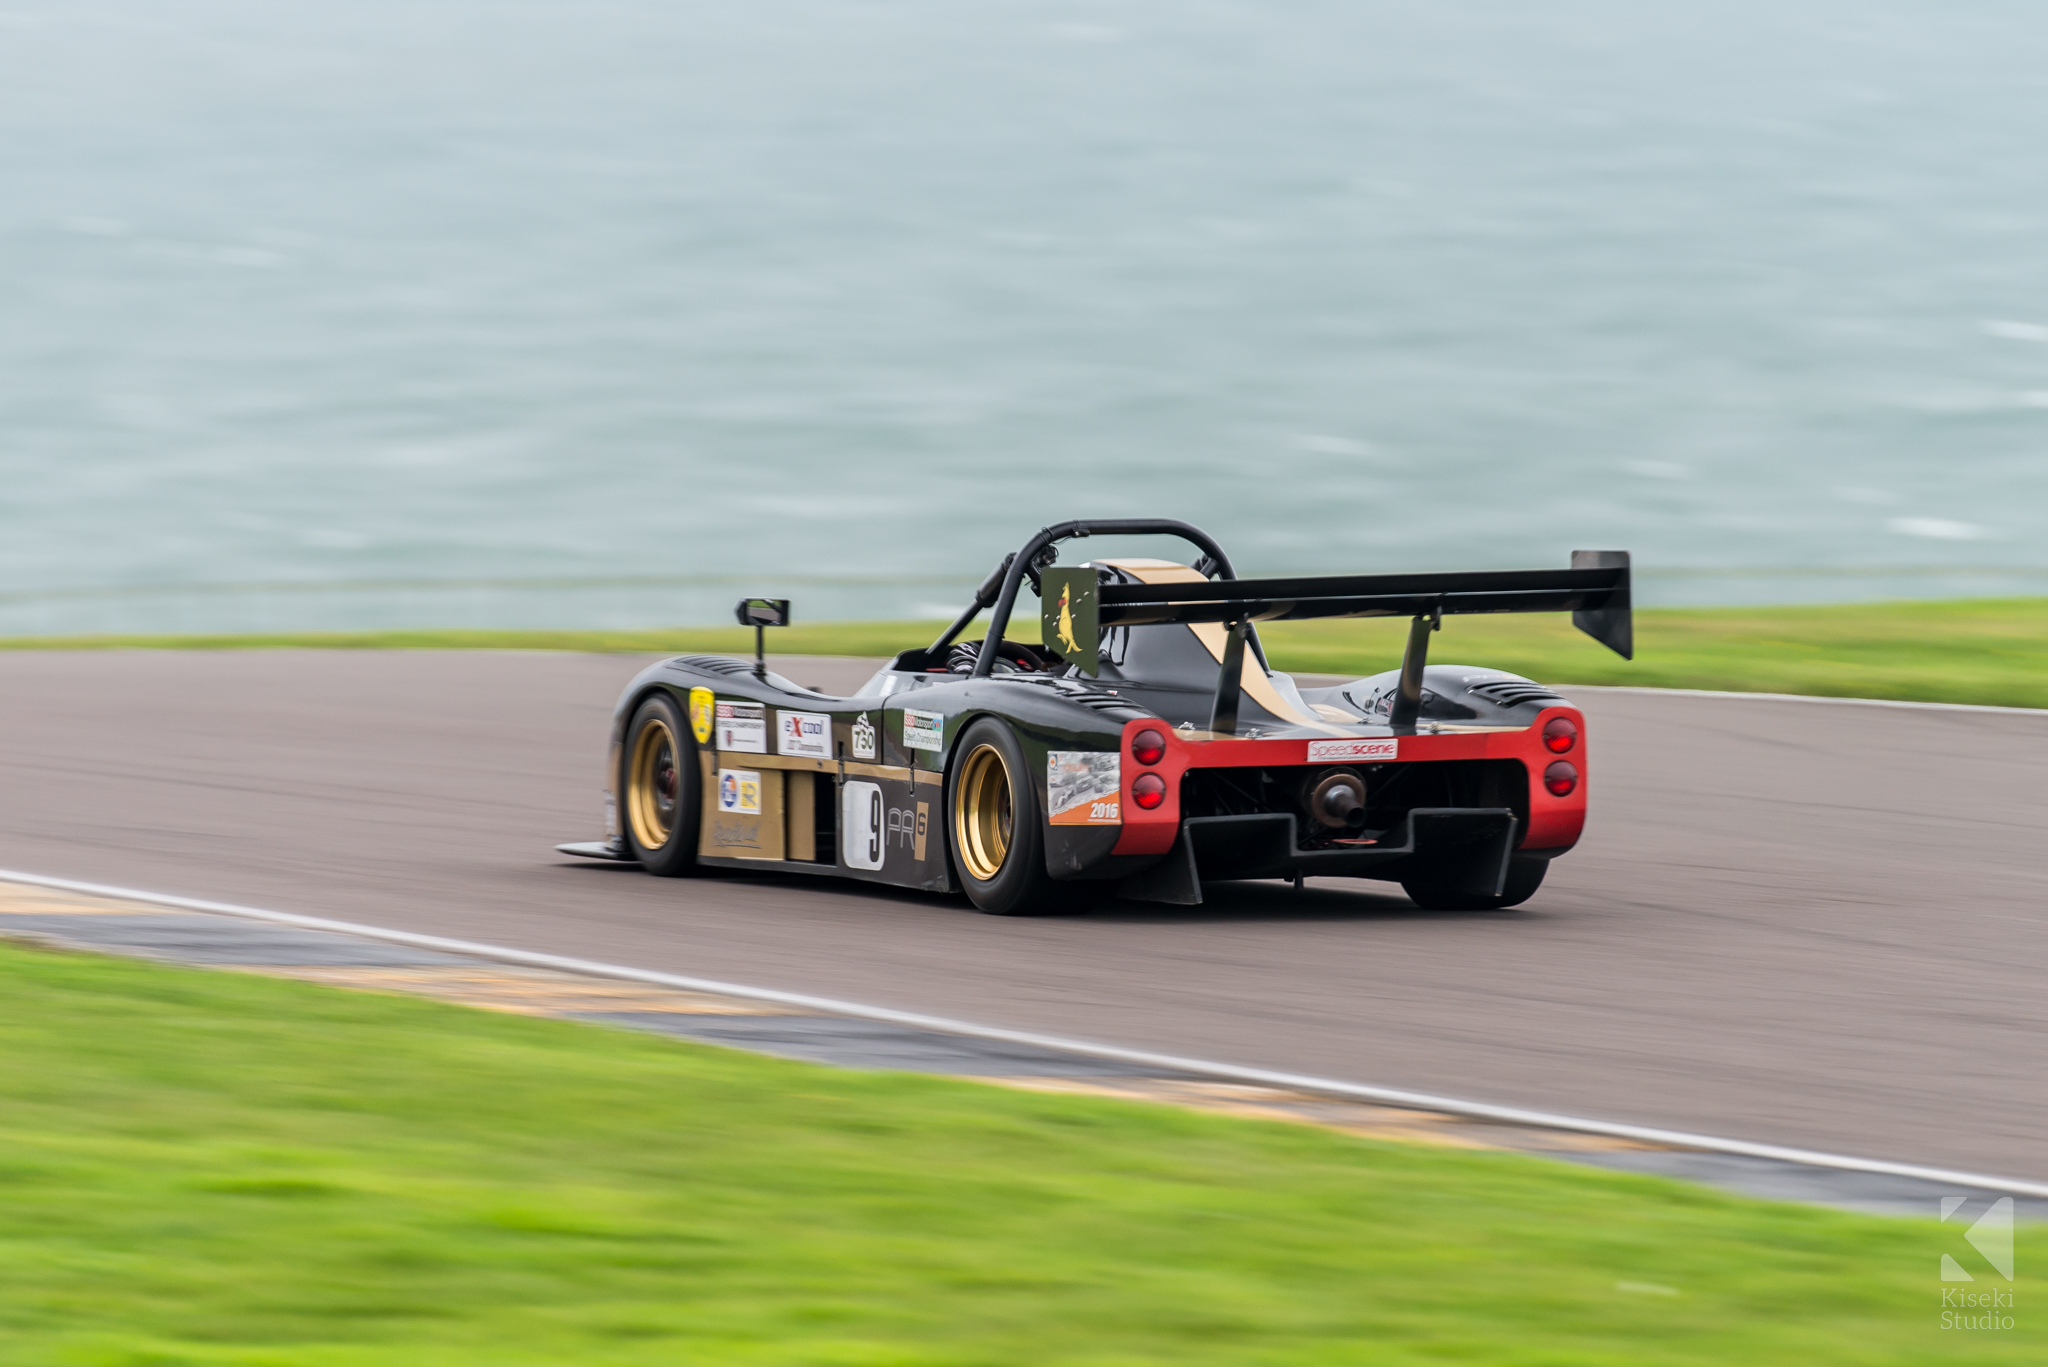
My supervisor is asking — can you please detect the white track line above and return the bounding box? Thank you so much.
[5,866,2043,1201]
[1560,684,2048,717]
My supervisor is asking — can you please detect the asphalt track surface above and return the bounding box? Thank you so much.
[2,651,2042,1180]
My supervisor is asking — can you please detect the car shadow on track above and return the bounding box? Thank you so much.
[1085,879,1530,925]
[555,857,1534,926]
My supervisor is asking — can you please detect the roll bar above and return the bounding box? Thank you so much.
[931,519,1251,680]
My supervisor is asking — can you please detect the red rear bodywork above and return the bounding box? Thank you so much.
[1110,707,1587,858]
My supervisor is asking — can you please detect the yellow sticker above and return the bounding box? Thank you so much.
[688,687,715,745]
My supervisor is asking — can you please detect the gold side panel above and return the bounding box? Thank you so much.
[786,770,817,862]
[699,762,785,861]
[696,750,714,841]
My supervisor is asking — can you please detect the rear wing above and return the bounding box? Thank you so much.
[1097,552,1632,657]
[1093,550,1630,733]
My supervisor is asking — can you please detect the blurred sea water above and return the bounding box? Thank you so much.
[3,0,2046,634]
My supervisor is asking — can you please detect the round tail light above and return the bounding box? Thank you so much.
[1542,716,1578,754]
[1543,761,1579,798]
[1130,728,1167,765]
[1132,772,1167,810]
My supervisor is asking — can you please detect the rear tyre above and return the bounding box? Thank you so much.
[621,693,700,877]
[948,718,1064,915]
[1401,857,1547,911]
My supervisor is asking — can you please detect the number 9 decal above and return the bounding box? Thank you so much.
[842,780,884,871]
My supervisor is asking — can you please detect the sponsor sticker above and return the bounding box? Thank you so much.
[717,768,761,816]
[885,802,929,859]
[714,701,766,753]
[710,821,760,849]
[1039,566,1101,676]
[851,712,878,761]
[1307,738,1399,763]
[778,709,831,759]
[1048,750,1122,825]
[687,687,715,745]
[903,708,944,753]
[842,780,884,870]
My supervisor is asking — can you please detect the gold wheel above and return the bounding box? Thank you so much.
[953,742,1014,882]
[627,716,681,850]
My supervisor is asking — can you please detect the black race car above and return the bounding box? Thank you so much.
[560,519,1630,913]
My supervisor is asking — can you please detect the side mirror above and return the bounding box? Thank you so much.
[735,598,790,628]
[735,598,790,677]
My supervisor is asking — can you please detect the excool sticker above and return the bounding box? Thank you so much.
[778,710,831,759]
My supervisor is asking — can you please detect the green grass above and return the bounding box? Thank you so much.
[7,596,2048,707]
[1255,597,2048,709]
[0,941,2035,1364]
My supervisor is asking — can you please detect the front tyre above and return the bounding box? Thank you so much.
[948,718,1062,915]
[1401,857,1547,912]
[621,693,700,876]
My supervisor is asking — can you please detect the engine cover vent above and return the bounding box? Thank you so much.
[1466,679,1564,709]
[674,655,753,675]
[1074,694,1150,715]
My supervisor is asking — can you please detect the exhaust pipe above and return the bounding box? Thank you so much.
[1305,768,1369,831]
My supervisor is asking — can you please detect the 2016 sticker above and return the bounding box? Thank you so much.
[1048,750,1121,825]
